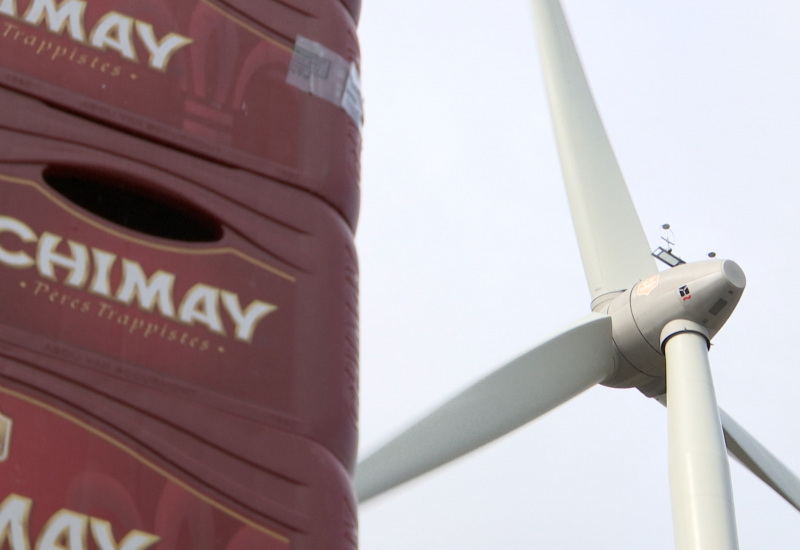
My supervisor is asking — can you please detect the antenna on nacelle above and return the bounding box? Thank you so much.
[660,223,675,249]
[651,223,686,268]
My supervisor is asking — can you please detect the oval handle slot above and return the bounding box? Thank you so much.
[43,167,222,243]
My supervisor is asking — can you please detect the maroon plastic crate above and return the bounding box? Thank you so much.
[0,1,361,548]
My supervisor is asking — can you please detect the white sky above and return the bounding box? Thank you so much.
[354,1,800,548]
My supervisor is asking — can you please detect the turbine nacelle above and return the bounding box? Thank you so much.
[597,259,746,394]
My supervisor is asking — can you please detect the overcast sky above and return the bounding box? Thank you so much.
[354,1,800,548]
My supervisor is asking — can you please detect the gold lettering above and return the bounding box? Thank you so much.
[35,38,51,55]
[1,21,22,38]
[0,495,161,550]
[128,318,145,335]
[50,44,67,60]
[178,283,224,335]
[134,21,192,71]
[115,259,175,318]
[90,519,160,550]
[1,214,276,343]
[0,215,36,268]
[0,412,11,462]
[221,291,277,343]
[1,1,191,72]
[96,301,116,320]
[23,0,87,42]
[143,322,159,338]
[35,509,88,550]
[88,248,116,297]
[36,232,89,288]
[0,494,31,550]
[33,280,50,296]
[0,0,16,17]
[89,12,136,61]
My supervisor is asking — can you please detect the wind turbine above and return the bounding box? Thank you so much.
[356,0,800,548]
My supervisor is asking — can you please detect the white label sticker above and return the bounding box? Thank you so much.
[287,36,363,126]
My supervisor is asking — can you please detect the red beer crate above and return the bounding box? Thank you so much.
[0,1,362,548]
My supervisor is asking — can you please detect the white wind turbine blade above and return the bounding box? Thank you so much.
[663,322,739,549]
[530,0,658,300]
[356,313,613,503]
[720,410,800,513]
